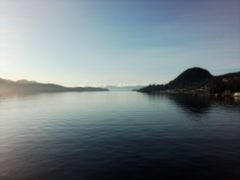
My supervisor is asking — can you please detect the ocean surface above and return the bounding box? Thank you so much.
[0,92,240,180]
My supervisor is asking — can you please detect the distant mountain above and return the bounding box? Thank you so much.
[106,85,144,91]
[0,78,108,95]
[138,67,240,95]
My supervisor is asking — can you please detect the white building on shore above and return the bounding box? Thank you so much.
[233,92,240,97]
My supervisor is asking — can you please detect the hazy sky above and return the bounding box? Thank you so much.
[1,0,240,86]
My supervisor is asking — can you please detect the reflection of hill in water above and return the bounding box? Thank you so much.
[145,93,240,117]
[145,94,211,116]
[167,94,211,115]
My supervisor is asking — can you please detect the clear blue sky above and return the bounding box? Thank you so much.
[1,0,240,86]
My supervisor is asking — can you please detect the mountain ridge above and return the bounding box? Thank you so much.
[0,78,108,95]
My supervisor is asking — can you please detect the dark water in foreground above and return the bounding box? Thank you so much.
[0,92,240,180]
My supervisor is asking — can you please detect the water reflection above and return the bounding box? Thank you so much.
[168,94,211,114]
[1,92,240,179]
[144,93,211,116]
[144,93,240,118]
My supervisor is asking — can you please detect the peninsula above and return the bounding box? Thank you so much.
[138,67,240,97]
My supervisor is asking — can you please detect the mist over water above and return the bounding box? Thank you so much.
[1,92,240,180]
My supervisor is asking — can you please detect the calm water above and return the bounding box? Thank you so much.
[0,92,240,180]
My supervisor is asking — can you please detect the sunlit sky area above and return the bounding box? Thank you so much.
[0,0,240,86]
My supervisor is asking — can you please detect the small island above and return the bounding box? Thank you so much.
[137,67,240,97]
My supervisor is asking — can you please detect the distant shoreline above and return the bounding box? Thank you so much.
[0,78,108,95]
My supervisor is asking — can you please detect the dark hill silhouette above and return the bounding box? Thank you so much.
[0,78,108,95]
[166,67,213,89]
[207,72,240,94]
[138,67,240,95]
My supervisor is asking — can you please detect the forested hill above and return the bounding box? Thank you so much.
[138,67,240,95]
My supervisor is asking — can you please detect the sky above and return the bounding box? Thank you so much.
[0,0,240,86]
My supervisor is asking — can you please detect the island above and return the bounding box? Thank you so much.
[137,67,240,97]
[0,78,108,95]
